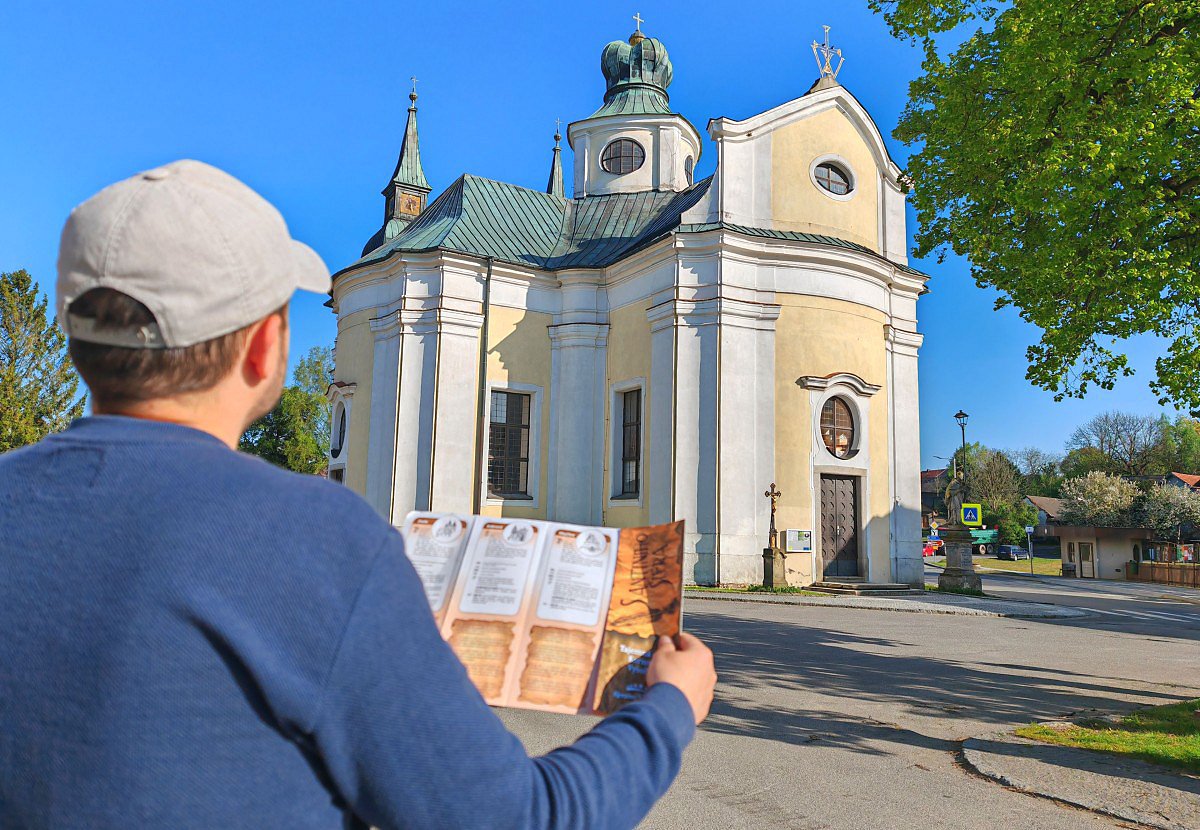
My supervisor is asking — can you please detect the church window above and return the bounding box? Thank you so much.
[620,389,642,496]
[684,156,694,186]
[820,397,855,459]
[331,403,347,460]
[600,139,645,175]
[488,391,531,498]
[815,162,852,196]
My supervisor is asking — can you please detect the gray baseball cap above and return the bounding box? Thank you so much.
[57,159,331,349]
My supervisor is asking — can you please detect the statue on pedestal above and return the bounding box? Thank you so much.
[938,472,982,592]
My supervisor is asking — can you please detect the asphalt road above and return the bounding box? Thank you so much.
[500,580,1200,829]
[929,563,1200,638]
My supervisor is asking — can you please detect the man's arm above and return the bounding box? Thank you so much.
[308,532,710,830]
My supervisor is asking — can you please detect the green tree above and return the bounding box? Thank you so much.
[870,0,1200,407]
[239,346,333,474]
[1159,416,1200,473]
[0,269,85,451]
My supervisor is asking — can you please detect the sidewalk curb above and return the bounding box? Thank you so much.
[961,730,1200,830]
[683,589,1087,619]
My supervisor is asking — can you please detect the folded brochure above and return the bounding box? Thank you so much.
[400,513,685,715]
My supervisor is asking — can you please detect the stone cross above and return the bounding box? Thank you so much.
[764,482,782,550]
[633,12,644,32]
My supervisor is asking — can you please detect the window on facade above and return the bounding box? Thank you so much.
[619,389,642,496]
[329,468,344,484]
[684,156,694,186]
[600,139,645,175]
[331,404,347,459]
[814,162,852,195]
[488,391,531,498]
[820,397,855,459]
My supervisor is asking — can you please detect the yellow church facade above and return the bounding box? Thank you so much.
[327,27,927,586]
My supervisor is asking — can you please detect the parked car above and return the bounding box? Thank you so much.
[996,544,1029,561]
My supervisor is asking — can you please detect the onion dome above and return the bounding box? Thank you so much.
[591,31,674,118]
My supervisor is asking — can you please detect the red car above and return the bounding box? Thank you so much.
[923,541,942,557]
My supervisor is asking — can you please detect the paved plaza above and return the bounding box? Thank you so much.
[501,575,1200,829]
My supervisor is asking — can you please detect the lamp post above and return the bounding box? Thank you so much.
[954,410,969,454]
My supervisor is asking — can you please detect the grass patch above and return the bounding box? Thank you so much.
[686,585,828,596]
[1015,699,1200,775]
[975,555,1062,576]
[924,583,987,597]
[929,556,1062,576]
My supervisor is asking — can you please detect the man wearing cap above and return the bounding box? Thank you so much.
[0,160,716,829]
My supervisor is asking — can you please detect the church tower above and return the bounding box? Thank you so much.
[362,81,431,256]
[567,21,701,196]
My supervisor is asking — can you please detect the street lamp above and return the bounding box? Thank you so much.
[954,410,969,452]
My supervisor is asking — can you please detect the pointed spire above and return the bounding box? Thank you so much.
[546,120,564,198]
[387,77,430,193]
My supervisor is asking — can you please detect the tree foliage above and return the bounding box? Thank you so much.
[870,0,1200,407]
[966,447,1022,511]
[1138,482,1200,540]
[0,269,85,451]
[1059,471,1141,526]
[239,346,332,474]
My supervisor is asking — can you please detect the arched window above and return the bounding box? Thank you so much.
[331,403,347,459]
[600,139,645,175]
[820,397,855,459]
[814,162,853,195]
[684,156,694,186]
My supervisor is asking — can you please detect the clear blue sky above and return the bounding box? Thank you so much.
[0,1,1180,468]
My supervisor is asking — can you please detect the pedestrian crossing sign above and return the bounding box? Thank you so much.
[961,504,983,527]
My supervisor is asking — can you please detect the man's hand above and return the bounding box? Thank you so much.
[647,632,716,725]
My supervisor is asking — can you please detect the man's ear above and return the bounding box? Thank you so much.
[243,313,284,384]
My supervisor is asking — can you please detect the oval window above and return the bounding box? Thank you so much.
[331,403,347,459]
[600,139,645,175]
[814,162,853,196]
[820,397,855,459]
[684,155,694,186]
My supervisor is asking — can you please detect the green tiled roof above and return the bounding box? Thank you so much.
[589,85,673,118]
[344,174,712,275]
[339,178,926,281]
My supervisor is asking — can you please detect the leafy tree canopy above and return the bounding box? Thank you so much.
[239,346,333,474]
[1138,482,1200,540]
[870,0,1200,407]
[0,269,85,451]
[1059,471,1141,526]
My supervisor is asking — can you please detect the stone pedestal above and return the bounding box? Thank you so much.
[938,526,982,592]
[762,547,788,589]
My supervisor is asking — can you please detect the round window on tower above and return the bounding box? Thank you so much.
[600,139,645,175]
[814,161,853,196]
[820,396,856,459]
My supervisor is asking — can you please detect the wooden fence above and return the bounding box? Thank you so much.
[1126,561,1200,589]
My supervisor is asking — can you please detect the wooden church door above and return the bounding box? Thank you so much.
[820,474,860,578]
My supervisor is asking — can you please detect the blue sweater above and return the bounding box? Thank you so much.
[0,416,694,829]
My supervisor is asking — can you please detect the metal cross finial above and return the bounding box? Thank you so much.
[554,118,562,144]
[811,24,845,80]
[409,76,419,105]
[633,12,644,31]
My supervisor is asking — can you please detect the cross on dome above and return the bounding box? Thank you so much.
[633,12,643,32]
[811,24,845,80]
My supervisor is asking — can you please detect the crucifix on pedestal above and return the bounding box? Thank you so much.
[762,483,788,588]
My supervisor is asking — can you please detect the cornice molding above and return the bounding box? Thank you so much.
[798,372,882,397]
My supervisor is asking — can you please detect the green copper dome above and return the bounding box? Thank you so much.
[590,31,674,118]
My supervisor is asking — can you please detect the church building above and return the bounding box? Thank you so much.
[327,24,928,586]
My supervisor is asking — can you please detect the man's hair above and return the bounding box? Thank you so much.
[67,288,286,409]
